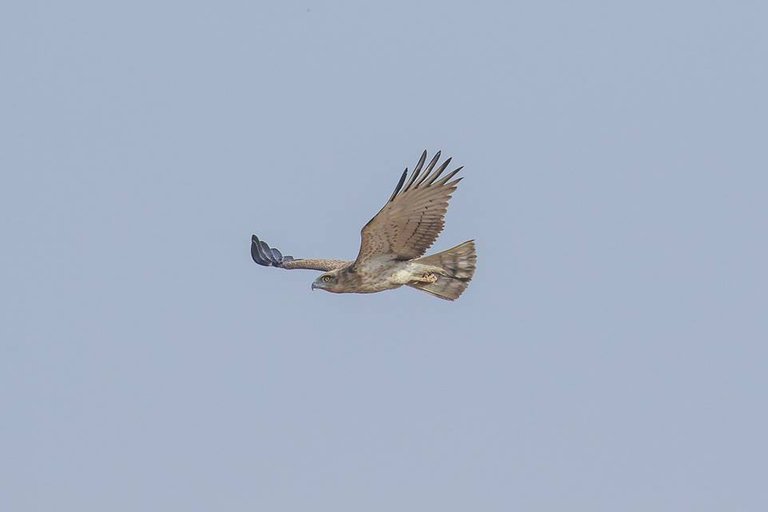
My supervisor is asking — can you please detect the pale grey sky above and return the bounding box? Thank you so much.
[1,1,767,510]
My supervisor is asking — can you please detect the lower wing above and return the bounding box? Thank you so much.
[251,235,350,271]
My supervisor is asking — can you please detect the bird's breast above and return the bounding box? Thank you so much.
[344,258,412,292]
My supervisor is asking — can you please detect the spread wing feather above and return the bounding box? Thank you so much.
[354,151,464,265]
[251,235,349,271]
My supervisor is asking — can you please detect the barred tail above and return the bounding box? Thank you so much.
[408,240,477,301]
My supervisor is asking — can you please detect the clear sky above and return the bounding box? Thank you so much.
[2,1,767,510]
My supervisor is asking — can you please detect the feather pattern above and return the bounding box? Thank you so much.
[354,151,464,265]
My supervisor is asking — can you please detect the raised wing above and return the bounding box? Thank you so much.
[354,151,464,265]
[251,235,349,271]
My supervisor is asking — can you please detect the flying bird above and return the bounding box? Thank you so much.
[251,151,476,300]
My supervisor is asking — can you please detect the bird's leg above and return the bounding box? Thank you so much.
[415,272,439,284]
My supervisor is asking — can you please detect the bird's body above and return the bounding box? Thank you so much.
[251,151,477,300]
[313,258,444,293]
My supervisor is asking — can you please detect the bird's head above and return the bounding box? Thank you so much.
[312,270,343,293]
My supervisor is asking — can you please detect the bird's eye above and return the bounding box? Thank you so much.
[322,275,332,283]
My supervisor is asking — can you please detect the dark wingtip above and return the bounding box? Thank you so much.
[251,236,267,265]
[415,150,428,172]
[388,168,409,202]
[251,235,292,267]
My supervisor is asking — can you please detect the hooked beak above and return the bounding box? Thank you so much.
[311,282,318,290]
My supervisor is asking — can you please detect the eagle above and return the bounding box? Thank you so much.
[251,151,476,300]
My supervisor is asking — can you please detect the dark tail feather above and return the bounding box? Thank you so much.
[408,240,477,301]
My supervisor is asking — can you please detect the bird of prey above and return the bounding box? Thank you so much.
[251,151,476,300]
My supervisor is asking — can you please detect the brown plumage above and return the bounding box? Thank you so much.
[251,151,476,300]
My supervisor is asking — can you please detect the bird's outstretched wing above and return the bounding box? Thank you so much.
[251,235,349,271]
[353,151,464,266]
